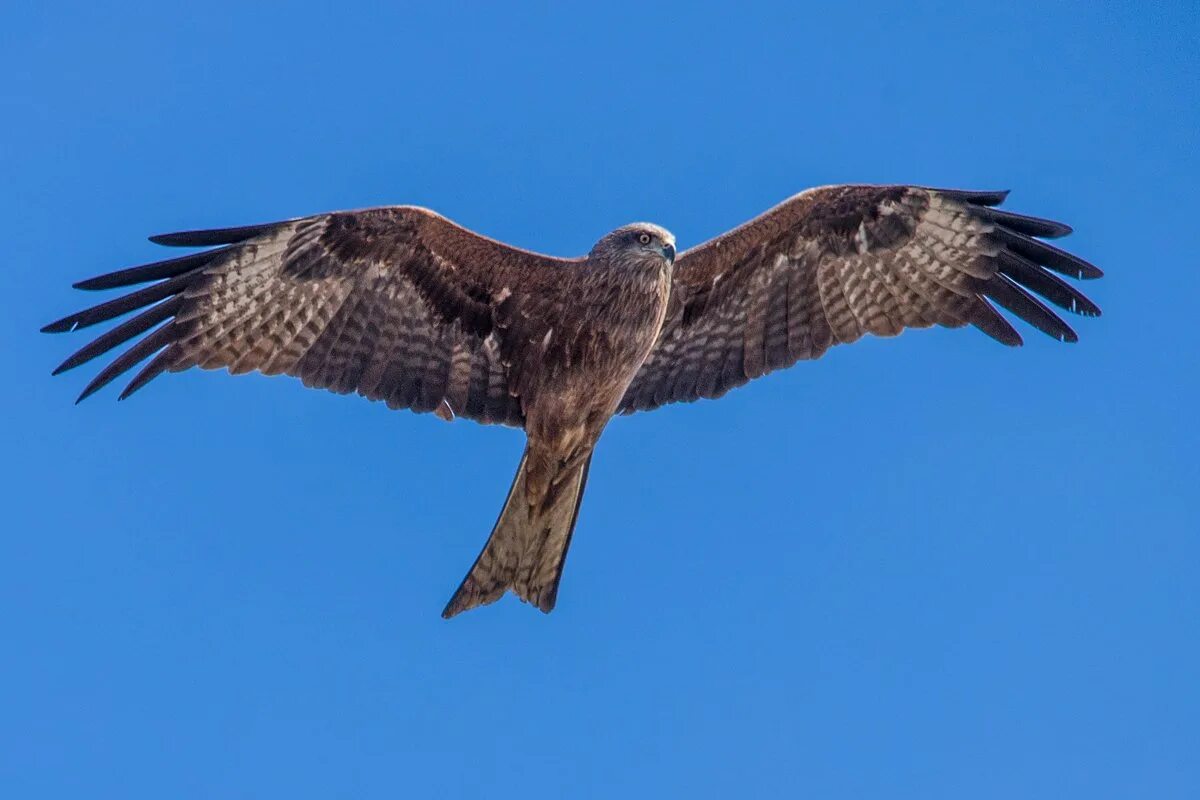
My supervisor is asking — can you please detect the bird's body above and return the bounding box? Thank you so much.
[506,225,675,453]
[443,225,676,615]
[517,255,671,508]
[45,185,1103,616]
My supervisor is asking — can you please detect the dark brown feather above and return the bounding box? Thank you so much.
[53,296,183,374]
[76,323,181,403]
[984,274,1078,343]
[149,221,282,247]
[991,227,1104,280]
[73,247,230,290]
[42,271,199,333]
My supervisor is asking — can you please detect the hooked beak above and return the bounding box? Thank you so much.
[661,242,676,264]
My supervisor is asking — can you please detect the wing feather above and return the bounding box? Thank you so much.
[620,185,1102,414]
[46,206,567,426]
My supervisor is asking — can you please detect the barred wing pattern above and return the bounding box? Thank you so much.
[619,186,1102,413]
[44,207,570,426]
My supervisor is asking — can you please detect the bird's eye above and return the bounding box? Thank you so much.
[638,233,652,245]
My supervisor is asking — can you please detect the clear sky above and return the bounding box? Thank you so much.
[3,1,1197,797]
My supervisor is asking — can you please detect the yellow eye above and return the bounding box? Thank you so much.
[638,232,652,245]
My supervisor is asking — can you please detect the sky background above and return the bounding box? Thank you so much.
[3,1,1197,797]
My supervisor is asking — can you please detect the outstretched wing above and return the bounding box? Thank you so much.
[45,206,571,426]
[619,185,1102,414]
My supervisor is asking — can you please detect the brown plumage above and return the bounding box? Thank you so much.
[44,185,1102,616]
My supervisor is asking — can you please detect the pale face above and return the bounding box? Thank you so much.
[593,223,676,268]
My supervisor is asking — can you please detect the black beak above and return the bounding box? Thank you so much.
[662,243,675,264]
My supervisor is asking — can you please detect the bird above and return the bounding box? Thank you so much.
[43,184,1102,617]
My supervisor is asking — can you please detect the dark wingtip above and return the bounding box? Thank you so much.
[148,233,185,246]
[74,275,122,290]
[994,228,1104,281]
[985,274,1080,344]
[41,319,73,334]
[149,221,277,247]
[936,188,1010,207]
[1051,329,1079,345]
[117,351,172,401]
[972,297,1024,347]
[995,330,1024,348]
[67,324,178,404]
[72,248,226,292]
[976,207,1075,239]
[74,384,100,404]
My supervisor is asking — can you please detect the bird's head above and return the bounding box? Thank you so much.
[590,223,676,269]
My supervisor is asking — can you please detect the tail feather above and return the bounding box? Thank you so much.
[442,447,592,618]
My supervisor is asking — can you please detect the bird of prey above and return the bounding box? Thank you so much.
[44,185,1102,617]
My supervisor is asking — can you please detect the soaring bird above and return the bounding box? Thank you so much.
[44,185,1102,617]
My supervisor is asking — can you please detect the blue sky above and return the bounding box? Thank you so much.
[3,1,1197,797]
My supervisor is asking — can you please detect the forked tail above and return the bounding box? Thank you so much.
[442,446,593,618]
